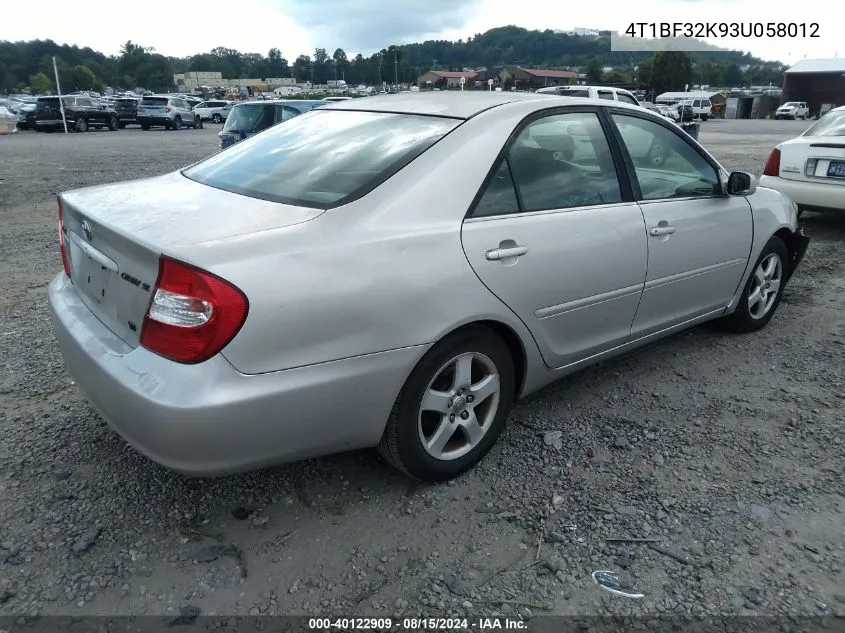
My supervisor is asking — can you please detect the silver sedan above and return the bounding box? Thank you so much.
[48,93,810,482]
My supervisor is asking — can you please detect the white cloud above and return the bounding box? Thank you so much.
[1,0,840,64]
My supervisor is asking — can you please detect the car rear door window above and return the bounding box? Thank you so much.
[617,93,639,106]
[503,112,623,212]
[597,91,615,100]
[473,161,520,217]
[611,114,720,200]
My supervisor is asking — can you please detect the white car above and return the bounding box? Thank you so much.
[194,100,233,123]
[537,85,641,107]
[775,102,809,120]
[0,105,17,134]
[759,106,845,214]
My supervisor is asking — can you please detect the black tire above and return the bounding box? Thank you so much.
[193,116,203,129]
[141,122,150,130]
[721,236,789,333]
[107,115,119,131]
[701,114,708,121]
[378,326,516,482]
[212,113,222,123]
[74,117,88,133]
[170,116,181,130]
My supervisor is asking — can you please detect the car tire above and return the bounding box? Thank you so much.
[212,113,222,123]
[170,116,181,130]
[721,236,789,334]
[140,122,150,130]
[74,117,88,133]
[107,115,119,131]
[193,116,203,129]
[378,326,516,482]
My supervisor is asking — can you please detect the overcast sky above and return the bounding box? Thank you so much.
[2,0,840,66]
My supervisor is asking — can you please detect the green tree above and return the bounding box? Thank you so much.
[585,58,603,83]
[29,72,53,93]
[724,63,743,87]
[135,54,173,91]
[292,55,312,82]
[0,60,8,90]
[636,59,653,85]
[651,51,693,97]
[66,65,98,90]
[603,69,629,84]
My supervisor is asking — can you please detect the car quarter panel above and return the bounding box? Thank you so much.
[177,102,554,380]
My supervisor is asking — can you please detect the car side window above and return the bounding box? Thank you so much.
[281,106,301,121]
[611,113,721,200]
[506,112,622,212]
[473,161,520,217]
[617,93,639,106]
[597,91,615,100]
[77,98,91,107]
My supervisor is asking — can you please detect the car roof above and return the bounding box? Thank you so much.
[316,92,561,119]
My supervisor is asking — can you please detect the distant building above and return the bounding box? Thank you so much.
[781,58,845,118]
[500,66,578,89]
[173,72,296,91]
[565,27,600,37]
[417,70,478,88]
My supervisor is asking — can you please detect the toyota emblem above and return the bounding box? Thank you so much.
[81,220,92,241]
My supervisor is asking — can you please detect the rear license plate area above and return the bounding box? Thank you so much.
[68,241,113,306]
[827,161,845,178]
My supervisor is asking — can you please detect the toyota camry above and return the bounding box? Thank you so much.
[48,93,809,482]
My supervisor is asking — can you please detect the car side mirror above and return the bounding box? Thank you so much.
[726,171,757,196]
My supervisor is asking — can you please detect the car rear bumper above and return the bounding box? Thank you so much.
[137,116,172,125]
[48,273,424,476]
[759,175,845,211]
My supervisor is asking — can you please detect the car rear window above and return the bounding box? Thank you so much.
[557,89,590,98]
[184,110,460,209]
[141,97,168,106]
[115,99,137,106]
[803,111,845,137]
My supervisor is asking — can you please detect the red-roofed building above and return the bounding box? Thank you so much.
[500,66,578,90]
[417,70,479,88]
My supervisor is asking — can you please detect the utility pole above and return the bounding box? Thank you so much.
[394,48,398,86]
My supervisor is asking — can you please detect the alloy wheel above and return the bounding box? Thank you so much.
[748,253,782,319]
[417,352,501,461]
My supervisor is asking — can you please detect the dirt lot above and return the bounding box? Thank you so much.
[0,119,843,623]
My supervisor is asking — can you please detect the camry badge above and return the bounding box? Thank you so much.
[81,220,93,241]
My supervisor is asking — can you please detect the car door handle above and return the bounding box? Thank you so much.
[649,226,676,236]
[486,246,528,260]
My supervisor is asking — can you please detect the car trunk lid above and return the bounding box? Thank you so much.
[60,171,326,348]
[776,137,845,184]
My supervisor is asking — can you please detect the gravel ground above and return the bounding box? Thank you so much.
[0,119,843,623]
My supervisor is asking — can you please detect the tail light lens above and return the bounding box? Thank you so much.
[166,106,173,113]
[140,256,248,364]
[763,148,781,177]
[58,197,71,277]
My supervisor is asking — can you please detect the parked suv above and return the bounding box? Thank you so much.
[195,100,232,123]
[34,96,120,132]
[537,85,641,106]
[217,100,327,150]
[113,97,139,128]
[775,102,809,120]
[136,95,198,130]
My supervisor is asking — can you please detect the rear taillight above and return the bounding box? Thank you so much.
[140,256,248,364]
[763,148,781,177]
[58,197,71,277]
[166,106,173,113]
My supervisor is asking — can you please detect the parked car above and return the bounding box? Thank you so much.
[674,98,711,121]
[194,100,232,123]
[641,102,678,124]
[537,85,641,107]
[775,101,810,120]
[34,95,120,132]
[48,93,809,481]
[759,105,845,214]
[0,105,17,134]
[322,96,353,102]
[16,102,37,129]
[217,99,327,150]
[136,95,199,130]
[113,97,140,128]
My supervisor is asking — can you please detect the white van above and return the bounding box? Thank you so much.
[675,98,712,120]
[536,85,641,107]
